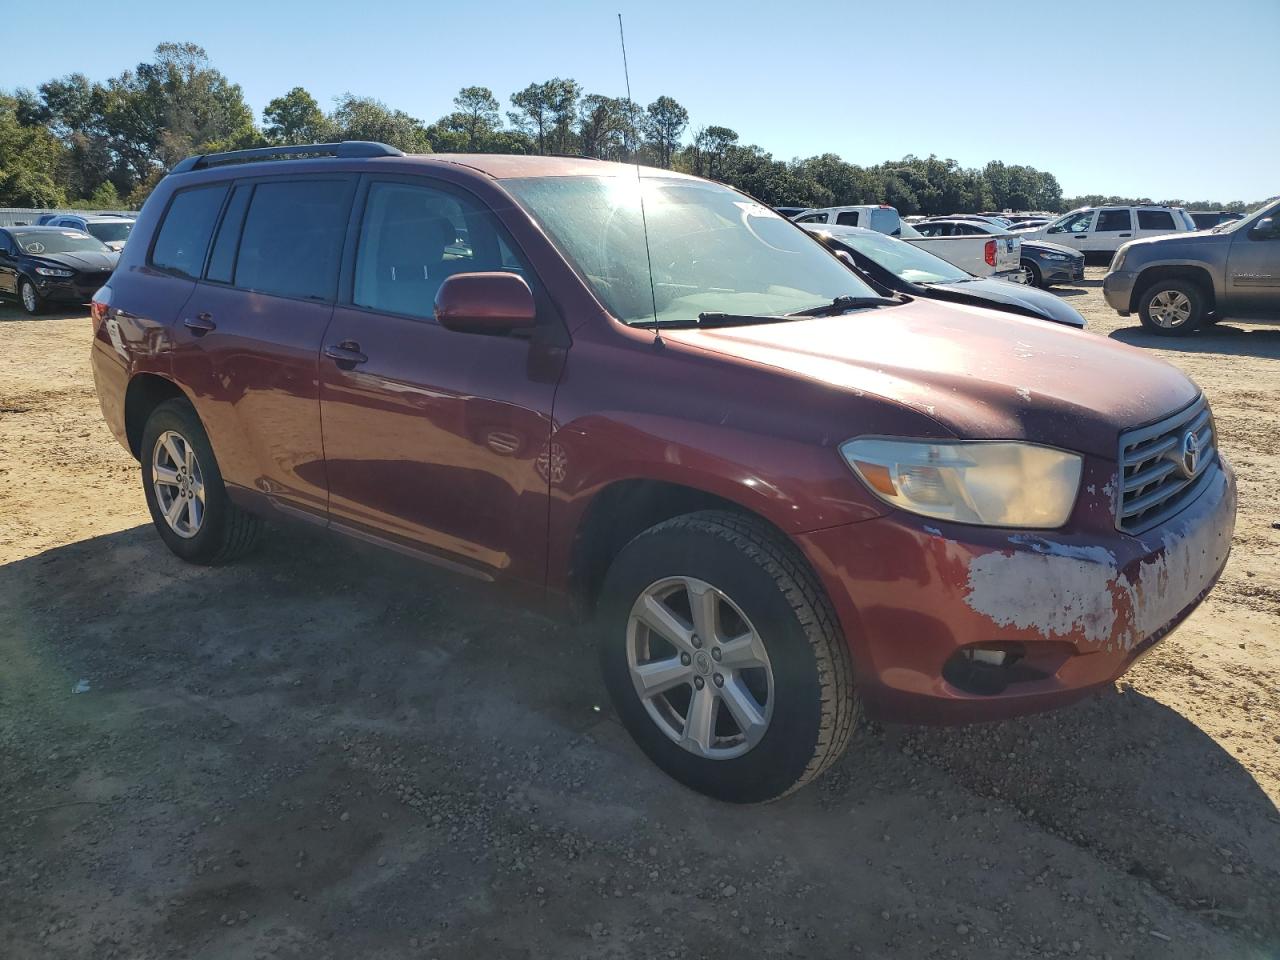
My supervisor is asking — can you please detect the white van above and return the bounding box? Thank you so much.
[1020,205,1196,255]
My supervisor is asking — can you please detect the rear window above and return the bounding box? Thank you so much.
[835,211,860,226]
[232,179,351,300]
[868,207,901,235]
[1095,209,1132,232]
[151,185,229,279]
[1137,210,1176,230]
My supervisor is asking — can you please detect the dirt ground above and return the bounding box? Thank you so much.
[1,271,1277,960]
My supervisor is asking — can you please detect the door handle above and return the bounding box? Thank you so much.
[183,313,216,334]
[1119,233,1132,237]
[324,341,368,367]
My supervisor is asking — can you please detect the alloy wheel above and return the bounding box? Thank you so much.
[21,281,37,313]
[1148,289,1192,328]
[152,430,205,539]
[625,576,774,760]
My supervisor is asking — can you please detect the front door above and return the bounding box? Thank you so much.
[1089,208,1133,253]
[1044,210,1094,252]
[1226,208,1280,316]
[0,232,17,296]
[318,176,565,585]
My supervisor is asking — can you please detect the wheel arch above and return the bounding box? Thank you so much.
[1131,264,1217,314]
[124,373,190,458]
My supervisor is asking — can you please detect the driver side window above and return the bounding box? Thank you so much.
[1049,212,1094,234]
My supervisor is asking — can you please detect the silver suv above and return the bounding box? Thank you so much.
[1103,199,1280,336]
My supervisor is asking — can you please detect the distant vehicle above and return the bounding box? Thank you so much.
[1008,217,1051,230]
[774,206,810,219]
[42,214,136,251]
[1019,205,1195,255]
[1188,210,1244,231]
[804,223,1084,328]
[0,226,119,314]
[924,214,1012,227]
[35,213,59,225]
[793,205,904,234]
[1019,238,1085,288]
[1103,198,1280,335]
[899,219,1023,279]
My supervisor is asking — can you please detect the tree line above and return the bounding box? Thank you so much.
[0,42,1263,216]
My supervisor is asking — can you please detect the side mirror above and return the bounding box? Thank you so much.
[435,272,537,334]
[1250,217,1277,240]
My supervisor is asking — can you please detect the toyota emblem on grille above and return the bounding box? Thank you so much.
[1181,431,1200,477]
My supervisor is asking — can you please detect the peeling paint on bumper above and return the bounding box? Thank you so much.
[796,457,1236,724]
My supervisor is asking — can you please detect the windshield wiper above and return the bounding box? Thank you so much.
[785,295,903,317]
[692,312,795,328]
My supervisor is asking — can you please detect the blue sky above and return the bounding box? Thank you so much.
[4,0,1276,202]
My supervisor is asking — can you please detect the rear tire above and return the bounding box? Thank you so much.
[1137,279,1204,336]
[597,510,859,803]
[140,398,261,564]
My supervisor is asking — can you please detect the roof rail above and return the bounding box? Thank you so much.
[171,141,404,174]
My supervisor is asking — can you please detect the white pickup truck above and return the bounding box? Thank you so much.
[795,205,1022,280]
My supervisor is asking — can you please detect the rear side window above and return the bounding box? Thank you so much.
[1138,209,1176,230]
[151,185,229,279]
[1095,209,1132,232]
[233,179,351,300]
[835,211,860,226]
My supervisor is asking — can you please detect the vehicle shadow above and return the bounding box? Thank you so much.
[1110,322,1280,360]
[2,523,1276,956]
[1048,286,1088,298]
[0,303,90,322]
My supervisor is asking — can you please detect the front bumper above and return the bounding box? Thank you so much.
[1038,256,1084,283]
[35,275,109,304]
[1103,270,1138,314]
[797,457,1236,724]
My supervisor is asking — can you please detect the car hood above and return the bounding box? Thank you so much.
[920,278,1086,327]
[1121,231,1220,254]
[38,250,119,271]
[663,299,1198,458]
[1021,238,1080,257]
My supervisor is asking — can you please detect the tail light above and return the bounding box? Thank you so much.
[90,285,111,329]
[984,239,997,267]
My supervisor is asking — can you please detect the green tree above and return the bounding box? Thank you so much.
[452,86,501,150]
[508,79,580,154]
[329,94,431,153]
[263,87,332,145]
[87,179,122,208]
[0,94,67,206]
[577,94,632,159]
[644,96,688,168]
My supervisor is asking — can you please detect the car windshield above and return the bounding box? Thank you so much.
[1213,199,1279,233]
[830,229,970,284]
[501,174,880,324]
[87,221,132,242]
[11,230,110,254]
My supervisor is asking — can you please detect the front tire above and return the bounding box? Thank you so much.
[598,511,859,803]
[1020,260,1044,288]
[19,277,44,315]
[140,398,261,564]
[1138,279,1204,336]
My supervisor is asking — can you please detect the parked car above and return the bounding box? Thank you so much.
[42,213,136,251]
[902,218,1023,279]
[92,141,1236,803]
[1008,217,1051,230]
[803,223,1084,327]
[793,205,904,234]
[1019,238,1085,287]
[774,206,809,219]
[1188,210,1244,231]
[1103,198,1280,335]
[923,214,1012,227]
[0,226,119,314]
[1019,205,1195,256]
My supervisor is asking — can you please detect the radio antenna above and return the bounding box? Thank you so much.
[618,13,663,344]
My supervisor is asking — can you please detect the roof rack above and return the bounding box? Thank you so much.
[171,141,404,173]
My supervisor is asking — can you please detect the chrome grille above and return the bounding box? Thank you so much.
[1116,395,1217,534]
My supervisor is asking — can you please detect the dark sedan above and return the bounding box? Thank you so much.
[805,224,1085,328]
[1019,238,1085,288]
[0,226,119,314]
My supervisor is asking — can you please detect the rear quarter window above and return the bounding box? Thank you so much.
[1137,210,1176,230]
[150,185,229,279]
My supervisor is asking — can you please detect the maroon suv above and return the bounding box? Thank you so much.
[91,142,1236,802]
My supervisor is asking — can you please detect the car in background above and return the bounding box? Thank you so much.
[923,214,1012,228]
[1019,238,1085,288]
[1008,217,1051,230]
[804,223,1084,327]
[1103,198,1280,335]
[42,213,136,251]
[793,205,904,234]
[1020,205,1195,256]
[899,218,1023,280]
[774,206,810,219]
[1189,210,1244,231]
[0,226,119,314]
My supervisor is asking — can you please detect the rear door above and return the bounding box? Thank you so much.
[317,175,564,585]
[1089,209,1133,253]
[170,174,356,518]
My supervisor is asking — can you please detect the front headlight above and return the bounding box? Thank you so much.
[1041,253,1069,261]
[840,438,1082,528]
[1109,244,1129,273]
[35,266,75,278]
